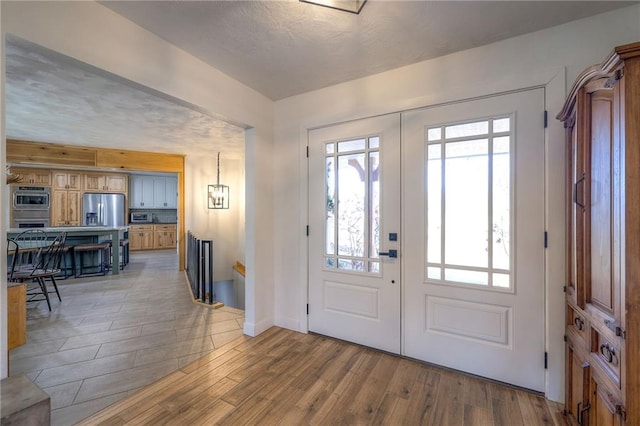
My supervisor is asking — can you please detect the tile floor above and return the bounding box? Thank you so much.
[9,250,245,426]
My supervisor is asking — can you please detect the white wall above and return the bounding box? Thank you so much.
[185,155,245,282]
[0,0,275,378]
[273,5,640,402]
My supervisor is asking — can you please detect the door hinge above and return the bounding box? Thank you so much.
[306,146,309,158]
[544,231,548,248]
[563,286,567,293]
[563,334,568,342]
[543,110,548,128]
[544,352,548,369]
[306,304,309,315]
[306,225,309,236]
[616,404,627,420]
[604,319,626,339]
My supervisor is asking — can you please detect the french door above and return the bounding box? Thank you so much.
[308,89,545,391]
[402,89,545,391]
[308,114,401,354]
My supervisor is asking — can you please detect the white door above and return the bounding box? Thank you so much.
[402,89,546,391]
[308,114,401,354]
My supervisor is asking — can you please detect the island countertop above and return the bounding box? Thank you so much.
[7,226,128,233]
[7,226,128,275]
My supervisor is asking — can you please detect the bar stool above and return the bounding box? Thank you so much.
[73,242,111,278]
[55,245,75,280]
[106,239,129,272]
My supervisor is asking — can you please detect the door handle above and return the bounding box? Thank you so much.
[379,250,398,258]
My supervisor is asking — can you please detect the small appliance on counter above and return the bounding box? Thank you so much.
[130,212,152,223]
[82,193,126,227]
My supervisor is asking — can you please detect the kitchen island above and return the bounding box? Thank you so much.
[7,226,128,275]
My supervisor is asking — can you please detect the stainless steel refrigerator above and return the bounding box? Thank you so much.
[82,193,126,227]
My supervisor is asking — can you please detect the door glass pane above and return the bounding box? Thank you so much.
[326,157,336,255]
[428,127,442,141]
[324,134,381,275]
[337,153,366,257]
[425,117,513,290]
[338,139,366,153]
[369,152,380,258]
[445,139,488,268]
[427,145,442,263]
[493,136,510,270]
[445,121,488,139]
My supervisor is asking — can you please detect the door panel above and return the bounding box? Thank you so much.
[402,89,545,391]
[308,114,401,354]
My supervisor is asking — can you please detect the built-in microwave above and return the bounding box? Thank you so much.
[130,212,152,223]
[12,186,51,210]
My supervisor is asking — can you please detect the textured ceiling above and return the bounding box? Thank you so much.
[5,36,246,159]
[102,0,636,100]
[4,1,635,159]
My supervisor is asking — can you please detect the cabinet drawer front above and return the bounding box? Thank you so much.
[567,305,588,344]
[154,225,176,231]
[590,327,621,388]
[130,225,154,231]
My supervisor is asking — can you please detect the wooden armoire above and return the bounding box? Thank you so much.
[557,41,640,425]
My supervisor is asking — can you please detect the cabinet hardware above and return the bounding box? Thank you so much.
[603,319,625,339]
[599,343,617,365]
[577,401,591,425]
[573,173,586,211]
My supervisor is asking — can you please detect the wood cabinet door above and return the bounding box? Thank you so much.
[84,174,104,191]
[141,231,154,249]
[154,231,166,248]
[590,373,624,426]
[106,175,127,192]
[67,173,82,190]
[53,172,69,190]
[586,82,623,327]
[31,170,51,185]
[67,191,81,225]
[566,341,591,425]
[51,190,68,226]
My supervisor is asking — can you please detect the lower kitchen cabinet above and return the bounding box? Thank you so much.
[130,224,176,250]
[51,189,81,226]
[129,225,155,250]
[154,225,177,249]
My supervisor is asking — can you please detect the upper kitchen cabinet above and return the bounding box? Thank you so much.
[52,171,82,190]
[84,173,128,193]
[130,176,154,208]
[130,175,177,209]
[153,176,178,209]
[10,168,51,186]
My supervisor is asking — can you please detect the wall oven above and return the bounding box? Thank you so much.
[11,186,51,229]
[12,186,51,210]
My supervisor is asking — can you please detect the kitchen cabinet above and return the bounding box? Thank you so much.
[52,171,81,190]
[129,176,154,208]
[84,173,127,193]
[51,189,81,226]
[52,171,82,226]
[154,224,177,249]
[10,167,51,185]
[153,177,178,208]
[557,41,640,425]
[130,224,176,250]
[130,175,177,209]
[129,225,155,250]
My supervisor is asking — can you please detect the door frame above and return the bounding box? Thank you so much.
[298,71,567,402]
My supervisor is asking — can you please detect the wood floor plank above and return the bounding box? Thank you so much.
[78,327,569,426]
[517,391,556,425]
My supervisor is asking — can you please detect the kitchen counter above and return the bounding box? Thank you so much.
[8,226,128,275]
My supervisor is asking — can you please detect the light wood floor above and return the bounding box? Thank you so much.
[81,327,568,426]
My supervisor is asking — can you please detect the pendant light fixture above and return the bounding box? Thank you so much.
[208,152,229,209]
